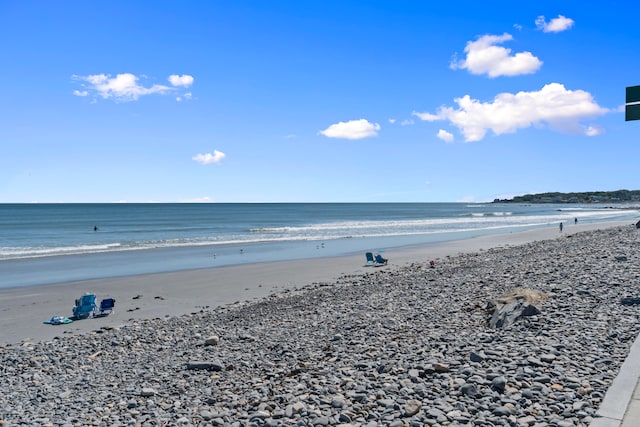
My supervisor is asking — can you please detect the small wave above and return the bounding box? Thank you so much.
[465,212,512,217]
[0,243,123,260]
[249,227,286,233]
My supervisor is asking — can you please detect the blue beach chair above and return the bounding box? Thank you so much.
[375,254,388,265]
[72,293,97,319]
[97,297,116,317]
[365,252,376,266]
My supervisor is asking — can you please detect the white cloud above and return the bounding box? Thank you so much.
[413,111,441,122]
[388,118,396,124]
[193,150,226,165]
[536,15,575,33]
[437,129,454,143]
[415,83,608,142]
[177,92,193,102]
[72,73,171,101]
[585,125,604,136]
[169,74,194,87]
[400,119,415,126]
[450,33,542,77]
[319,119,380,140]
[72,73,193,102]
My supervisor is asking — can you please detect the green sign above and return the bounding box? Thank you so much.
[626,86,640,121]
[627,85,640,104]
[627,104,640,122]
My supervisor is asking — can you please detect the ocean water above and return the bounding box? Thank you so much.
[0,203,637,288]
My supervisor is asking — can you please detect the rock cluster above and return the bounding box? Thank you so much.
[2,226,640,426]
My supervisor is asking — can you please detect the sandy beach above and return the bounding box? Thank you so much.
[0,220,633,346]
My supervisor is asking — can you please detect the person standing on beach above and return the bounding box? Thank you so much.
[575,217,578,225]
[559,222,563,232]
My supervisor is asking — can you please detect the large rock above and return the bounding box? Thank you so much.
[620,297,640,306]
[488,288,547,329]
[186,360,224,371]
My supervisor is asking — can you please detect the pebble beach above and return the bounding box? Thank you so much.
[2,223,640,426]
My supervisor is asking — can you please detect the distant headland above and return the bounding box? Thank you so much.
[493,190,640,204]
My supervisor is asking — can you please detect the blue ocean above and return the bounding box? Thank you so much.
[0,203,637,288]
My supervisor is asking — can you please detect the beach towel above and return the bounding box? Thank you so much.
[43,315,73,325]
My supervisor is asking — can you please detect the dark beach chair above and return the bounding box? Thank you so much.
[72,293,97,319]
[97,297,116,317]
[365,252,376,266]
[375,254,388,265]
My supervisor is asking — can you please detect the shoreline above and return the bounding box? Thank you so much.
[0,219,634,346]
[3,204,638,289]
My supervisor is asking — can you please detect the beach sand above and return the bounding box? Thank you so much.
[0,220,633,346]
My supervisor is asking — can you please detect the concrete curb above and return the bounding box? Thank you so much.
[591,331,640,426]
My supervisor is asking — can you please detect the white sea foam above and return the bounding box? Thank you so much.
[0,243,124,260]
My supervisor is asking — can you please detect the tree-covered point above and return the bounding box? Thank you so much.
[493,190,640,204]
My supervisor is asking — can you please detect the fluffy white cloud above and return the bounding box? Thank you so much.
[192,150,226,165]
[415,83,608,142]
[536,15,575,33]
[450,33,542,77]
[437,129,454,143]
[72,73,193,102]
[319,119,381,140]
[169,74,194,87]
[72,73,171,101]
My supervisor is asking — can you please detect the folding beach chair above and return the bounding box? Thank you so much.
[72,293,97,319]
[97,297,116,317]
[375,254,388,265]
[365,252,376,266]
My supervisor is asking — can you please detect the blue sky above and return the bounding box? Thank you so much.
[1,1,639,203]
